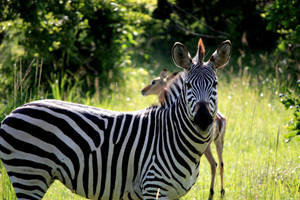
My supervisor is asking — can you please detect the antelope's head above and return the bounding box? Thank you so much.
[141,69,178,96]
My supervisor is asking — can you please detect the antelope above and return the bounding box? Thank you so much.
[141,69,226,199]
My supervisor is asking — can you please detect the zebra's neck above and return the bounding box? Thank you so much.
[159,89,212,161]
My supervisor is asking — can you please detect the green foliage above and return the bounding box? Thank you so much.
[0,0,152,99]
[262,0,300,141]
[264,0,300,46]
[279,83,300,142]
[263,0,300,72]
[0,58,45,122]
[49,71,83,102]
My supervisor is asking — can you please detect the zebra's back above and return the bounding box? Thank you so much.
[0,99,156,199]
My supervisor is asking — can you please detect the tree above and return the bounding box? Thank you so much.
[264,0,300,142]
[0,0,147,97]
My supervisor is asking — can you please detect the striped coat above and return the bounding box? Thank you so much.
[0,97,210,199]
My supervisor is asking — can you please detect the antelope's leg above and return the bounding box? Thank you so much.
[204,144,217,199]
[216,138,225,196]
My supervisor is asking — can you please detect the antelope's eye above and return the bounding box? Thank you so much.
[151,80,156,85]
[185,82,192,89]
[213,81,218,87]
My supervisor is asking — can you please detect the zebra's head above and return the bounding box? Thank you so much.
[172,38,231,131]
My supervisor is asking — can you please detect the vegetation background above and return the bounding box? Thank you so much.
[0,0,299,199]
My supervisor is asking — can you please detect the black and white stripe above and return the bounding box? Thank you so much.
[0,39,231,200]
[0,97,209,199]
[161,67,218,116]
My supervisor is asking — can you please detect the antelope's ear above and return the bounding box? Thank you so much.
[160,69,168,80]
[172,42,192,69]
[209,40,232,69]
[193,38,205,65]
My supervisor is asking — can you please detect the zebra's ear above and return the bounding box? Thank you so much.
[209,40,232,69]
[172,42,192,69]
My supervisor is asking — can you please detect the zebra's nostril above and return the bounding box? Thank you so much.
[194,102,213,131]
[195,112,213,131]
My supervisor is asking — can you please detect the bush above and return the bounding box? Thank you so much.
[280,83,300,142]
[263,0,300,86]
[0,0,150,98]
[263,0,300,141]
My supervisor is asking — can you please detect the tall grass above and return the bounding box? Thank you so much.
[183,72,299,200]
[0,62,299,200]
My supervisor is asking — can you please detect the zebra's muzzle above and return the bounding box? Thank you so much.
[194,101,213,131]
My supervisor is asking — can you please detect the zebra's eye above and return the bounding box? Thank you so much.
[212,81,218,87]
[185,82,192,89]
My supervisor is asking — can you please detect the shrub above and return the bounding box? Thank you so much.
[263,0,300,141]
[0,0,150,98]
[280,83,300,142]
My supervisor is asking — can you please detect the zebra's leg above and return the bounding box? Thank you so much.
[3,163,51,200]
[8,173,49,200]
[204,144,217,200]
[216,137,225,197]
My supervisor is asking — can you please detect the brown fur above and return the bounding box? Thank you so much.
[141,70,181,107]
[197,38,206,63]
[157,72,181,106]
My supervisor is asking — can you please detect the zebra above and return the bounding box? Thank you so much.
[141,68,227,199]
[0,38,231,200]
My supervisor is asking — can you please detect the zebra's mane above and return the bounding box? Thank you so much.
[159,71,185,108]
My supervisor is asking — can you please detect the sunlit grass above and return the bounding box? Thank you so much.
[183,73,299,200]
[0,67,299,200]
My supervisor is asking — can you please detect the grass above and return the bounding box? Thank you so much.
[183,72,299,200]
[0,64,299,200]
